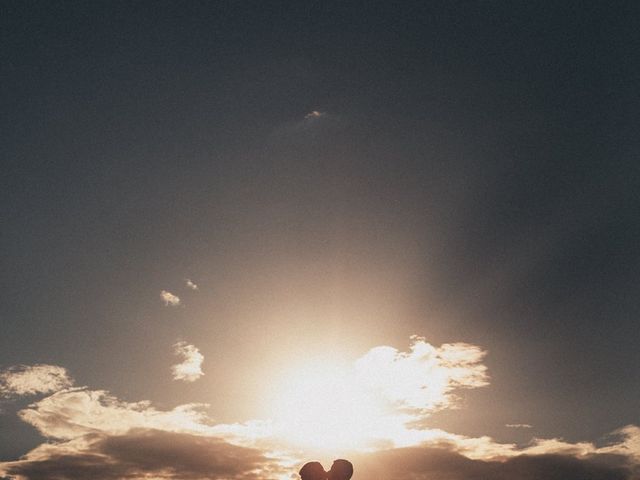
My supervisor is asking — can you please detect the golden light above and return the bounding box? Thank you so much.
[261,338,489,453]
[266,358,388,452]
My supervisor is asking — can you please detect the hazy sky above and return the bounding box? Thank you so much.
[1,2,639,479]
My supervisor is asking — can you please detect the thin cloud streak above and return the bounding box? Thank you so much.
[304,110,325,119]
[171,342,204,382]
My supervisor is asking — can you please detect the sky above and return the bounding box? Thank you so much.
[1,1,639,479]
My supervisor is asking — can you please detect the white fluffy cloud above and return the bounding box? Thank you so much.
[3,383,640,480]
[160,290,181,306]
[0,364,73,397]
[17,388,214,440]
[2,340,640,480]
[185,278,198,290]
[171,342,204,382]
[0,386,285,480]
[267,336,491,451]
[354,336,489,415]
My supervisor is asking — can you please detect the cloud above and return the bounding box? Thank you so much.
[5,424,638,480]
[354,336,489,415]
[0,365,73,398]
[16,388,215,440]
[506,423,533,429]
[270,110,344,143]
[2,340,640,480]
[1,429,279,480]
[1,380,640,480]
[185,278,198,290]
[160,290,180,306]
[266,337,490,451]
[0,386,285,480]
[351,445,636,480]
[599,425,640,463]
[304,110,325,119]
[171,342,204,382]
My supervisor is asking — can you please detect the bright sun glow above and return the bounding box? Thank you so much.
[267,360,388,451]
[264,338,489,452]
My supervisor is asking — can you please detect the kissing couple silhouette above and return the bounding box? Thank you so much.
[299,459,353,480]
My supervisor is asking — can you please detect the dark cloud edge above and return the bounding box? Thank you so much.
[3,429,640,480]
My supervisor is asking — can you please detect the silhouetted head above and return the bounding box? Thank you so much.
[328,459,353,480]
[299,462,327,480]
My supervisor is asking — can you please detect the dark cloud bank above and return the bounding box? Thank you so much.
[4,431,639,480]
[2,429,278,480]
[355,446,638,480]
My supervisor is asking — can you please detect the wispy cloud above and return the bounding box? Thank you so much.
[0,364,73,397]
[304,110,325,120]
[506,423,533,429]
[185,278,198,290]
[171,342,204,382]
[270,110,342,142]
[160,290,180,307]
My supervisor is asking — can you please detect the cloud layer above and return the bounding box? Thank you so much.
[352,445,637,480]
[2,428,277,480]
[0,386,284,480]
[4,385,640,480]
[2,338,640,480]
[171,342,204,382]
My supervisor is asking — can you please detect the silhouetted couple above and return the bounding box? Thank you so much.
[299,459,353,480]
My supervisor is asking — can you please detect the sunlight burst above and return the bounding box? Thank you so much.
[267,360,387,451]
[265,338,489,452]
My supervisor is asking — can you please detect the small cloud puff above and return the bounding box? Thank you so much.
[304,110,325,119]
[506,423,533,429]
[160,290,181,307]
[185,279,198,290]
[0,364,73,398]
[171,342,204,382]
